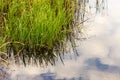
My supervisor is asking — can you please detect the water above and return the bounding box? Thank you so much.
[1,0,120,80]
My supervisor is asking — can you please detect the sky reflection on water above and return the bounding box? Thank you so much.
[9,0,120,80]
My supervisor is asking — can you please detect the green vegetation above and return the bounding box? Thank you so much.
[0,0,105,65]
[0,0,77,65]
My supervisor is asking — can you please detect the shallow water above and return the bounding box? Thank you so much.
[4,0,120,80]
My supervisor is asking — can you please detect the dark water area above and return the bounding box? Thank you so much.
[1,0,120,80]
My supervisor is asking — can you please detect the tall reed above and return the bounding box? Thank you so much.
[0,0,105,65]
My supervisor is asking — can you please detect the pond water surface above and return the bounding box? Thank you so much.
[6,0,120,80]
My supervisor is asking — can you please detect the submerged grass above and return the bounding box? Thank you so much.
[0,0,105,65]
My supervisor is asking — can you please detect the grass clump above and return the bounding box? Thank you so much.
[0,0,105,65]
[0,0,76,65]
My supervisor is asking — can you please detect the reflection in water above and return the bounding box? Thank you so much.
[4,0,120,80]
